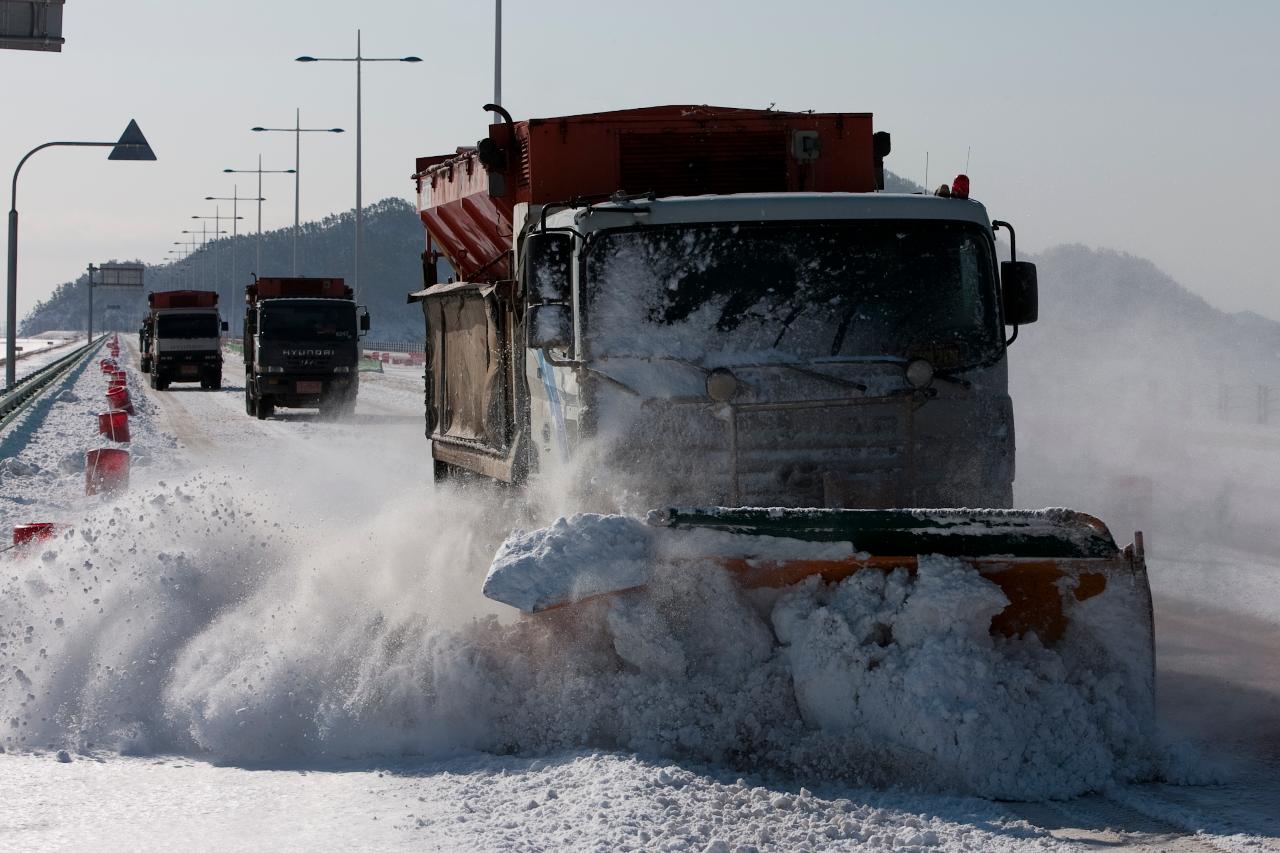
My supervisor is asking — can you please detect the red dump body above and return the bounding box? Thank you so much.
[413,105,879,284]
[148,290,218,309]
[247,277,353,306]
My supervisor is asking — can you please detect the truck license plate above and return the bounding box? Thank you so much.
[296,381,322,394]
[181,365,198,375]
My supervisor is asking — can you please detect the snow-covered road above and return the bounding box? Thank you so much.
[1,339,1277,851]
[0,335,82,383]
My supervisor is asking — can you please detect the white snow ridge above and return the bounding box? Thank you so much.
[2,479,1155,801]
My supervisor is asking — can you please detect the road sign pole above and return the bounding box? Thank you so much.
[86,263,94,342]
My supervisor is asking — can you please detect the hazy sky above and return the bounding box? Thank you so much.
[3,1,1277,322]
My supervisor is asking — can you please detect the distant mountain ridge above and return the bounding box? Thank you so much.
[21,197,428,341]
[1022,244,1280,388]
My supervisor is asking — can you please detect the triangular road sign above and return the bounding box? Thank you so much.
[108,119,156,161]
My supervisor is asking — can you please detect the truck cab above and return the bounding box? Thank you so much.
[521,192,1030,509]
[243,277,370,419]
[413,106,1037,511]
[144,290,226,390]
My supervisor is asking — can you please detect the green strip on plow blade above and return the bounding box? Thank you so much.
[648,507,1120,560]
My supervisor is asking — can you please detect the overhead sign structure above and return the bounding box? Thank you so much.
[0,0,64,52]
[97,263,145,288]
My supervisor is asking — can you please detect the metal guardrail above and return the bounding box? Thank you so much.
[0,335,104,430]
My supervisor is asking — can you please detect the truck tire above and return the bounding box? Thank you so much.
[256,395,274,420]
[432,459,451,483]
[245,390,256,416]
[140,357,151,374]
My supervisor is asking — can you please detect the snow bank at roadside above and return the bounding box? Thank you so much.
[0,340,175,527]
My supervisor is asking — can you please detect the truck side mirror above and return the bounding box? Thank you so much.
[529,304,573,350]
[1001,261,1038,326]
[522,232,573,302]
[359,310,371,333]
[221,320,229,332]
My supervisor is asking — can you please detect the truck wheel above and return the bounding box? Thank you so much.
[245,391,256,416]
[140,358,151,374]
[432,459,450,483]
[212,372,222,391]
[256,396,274,420]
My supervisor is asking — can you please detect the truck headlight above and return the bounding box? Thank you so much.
[333,366,351,374]
[264,365,285,373]
[905,359,934,389]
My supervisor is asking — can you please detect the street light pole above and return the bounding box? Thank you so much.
[251,113,343,276]
[86,263,96,343]
[224,157,294,277]
[494,0,502,120]
[192,208,242,308]
[206,189,262,331]
[182,226,227,293]
[297,34,420,301]
[5,120,156,387]
[175,234,200,288]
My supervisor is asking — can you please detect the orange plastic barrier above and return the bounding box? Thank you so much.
[85,448,130,495]
[97,410,131,442]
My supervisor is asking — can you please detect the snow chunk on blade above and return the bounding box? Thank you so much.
[484,511,854,613]
[484,514,654,613]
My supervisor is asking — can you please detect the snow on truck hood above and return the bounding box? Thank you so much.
[543,193,995,232]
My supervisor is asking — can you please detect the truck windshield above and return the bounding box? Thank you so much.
[156,313,219,339]
[260,302,355,341]
[584,220,1002,369]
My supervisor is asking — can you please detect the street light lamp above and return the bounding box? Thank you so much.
[297,30,421,301]
[224,157,295,277]
[251,111,343,275]
[6,119,156,387]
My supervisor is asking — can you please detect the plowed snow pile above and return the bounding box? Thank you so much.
[2,478,1155,800]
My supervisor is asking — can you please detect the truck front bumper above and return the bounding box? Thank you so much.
[258,374,356,406]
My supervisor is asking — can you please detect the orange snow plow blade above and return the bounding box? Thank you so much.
[649,507,1154,648]
[711,552,1124,646]
[484,507,1155,711]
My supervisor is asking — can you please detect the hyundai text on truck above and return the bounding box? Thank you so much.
[242,276,370,419]
[142,289,226,390]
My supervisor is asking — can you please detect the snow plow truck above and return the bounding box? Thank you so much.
[141,289,226,390]
[410,105,1154,717]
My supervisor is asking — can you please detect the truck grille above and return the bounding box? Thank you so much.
[604,398,910,509]
[732,401,908,508]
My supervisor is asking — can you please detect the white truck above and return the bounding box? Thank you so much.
[143,289,226,391]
